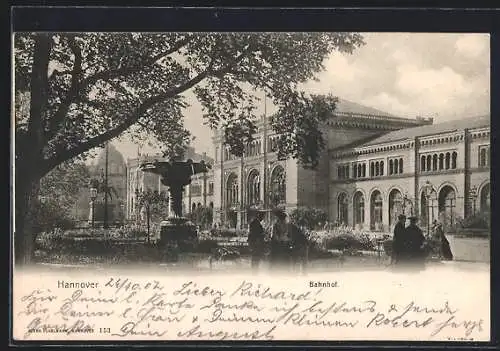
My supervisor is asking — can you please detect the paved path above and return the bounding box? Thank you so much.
[30,256,489,275]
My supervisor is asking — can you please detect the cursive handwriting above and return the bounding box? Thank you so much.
[15,276,488,341]
[231,281,312,301]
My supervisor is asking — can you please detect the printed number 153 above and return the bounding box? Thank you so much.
[99,327,111,334]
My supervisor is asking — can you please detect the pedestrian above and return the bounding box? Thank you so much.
[404,216,427,269]
[391,214,406,264]
[270,206,292,270]
[247,207,266,271]
[435,221,453,261]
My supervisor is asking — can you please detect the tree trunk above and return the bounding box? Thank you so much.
[15,33,51,267]
[15,176,40,266]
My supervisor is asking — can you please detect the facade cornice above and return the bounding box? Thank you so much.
[331,126,490,160]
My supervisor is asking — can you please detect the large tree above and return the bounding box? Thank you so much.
[14,32,364,264]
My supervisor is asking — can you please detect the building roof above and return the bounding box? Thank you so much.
[359,115,490,147]
[333,98,397,117]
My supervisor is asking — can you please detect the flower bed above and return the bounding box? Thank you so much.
[306,227,390,254]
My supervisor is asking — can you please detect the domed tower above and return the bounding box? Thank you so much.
[89,143,127,225]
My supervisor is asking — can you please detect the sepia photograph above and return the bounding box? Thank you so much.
[12,29,491,343]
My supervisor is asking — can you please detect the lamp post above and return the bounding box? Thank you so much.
[90,187,98,228]
[423,181,437,236]
[469,185,478,216]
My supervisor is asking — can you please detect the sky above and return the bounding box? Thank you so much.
[111,32,490,162]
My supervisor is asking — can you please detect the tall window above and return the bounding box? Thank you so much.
[432,154,438,171]
[353,191,365,226]
[438,185,456,230]
[247,170,261,205]
[421,156,426,172]
[439,153,444,170]
[226,173,238,207]
[451,152,457,169]
[480,183,490,212]
[389,189,403,227]
[270,166,286,206]
[445,152,450,169]
[380,161,384,176]
[479,146,490,167]
[337,193,348,225]
[370,190,383,231]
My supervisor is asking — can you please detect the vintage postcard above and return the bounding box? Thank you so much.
[12,31,490,343]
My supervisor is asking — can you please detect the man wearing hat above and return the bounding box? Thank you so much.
[403,216,427,267]
[391,214,407,264]
[247,206,266,271]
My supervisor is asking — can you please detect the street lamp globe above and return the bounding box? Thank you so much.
[90,187,98,201]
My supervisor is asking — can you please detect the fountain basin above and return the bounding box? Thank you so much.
[159,217,198,251]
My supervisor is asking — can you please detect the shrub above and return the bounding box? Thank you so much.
[323,233,375,252]
[289,207,328,230]
[460,212,490,230]
[211,228,247,238]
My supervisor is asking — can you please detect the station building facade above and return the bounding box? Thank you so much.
[211,99,437,229]
[330,115,490,232]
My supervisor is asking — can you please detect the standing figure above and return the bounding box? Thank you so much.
[247,207,266,271]
[434,221,453,261]
[270,207,292,270]
[404,216,427,268]
[391,214,407,264]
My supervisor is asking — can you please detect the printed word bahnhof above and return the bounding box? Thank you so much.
[120,99,490,232]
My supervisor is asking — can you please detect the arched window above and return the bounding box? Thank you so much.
[353,164,358,178]
[226,173,239,207]
[380,161,384,176]
[432,154,438,171]
[353,192,365,227]
[247,170,261,206]
[438,185,456,230]
[389,159,394,175]
[370,163,375,177]
[337,167,342,179]
[375,162,380,176]
[421,156,426,172]
[345,165,350,178]
[445,152,450,170]
[439,153,444,170]
[337,193,348,225]
[426,155,432,171]
[389,189,403,227]
[399,158,403,174]
[362,164,366,177]
[451,152,457,169]
[394,159,399,174]
[358,165,362,178]
[480,183,490,212]
[370,191,383,231]
[270,166,286,206]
